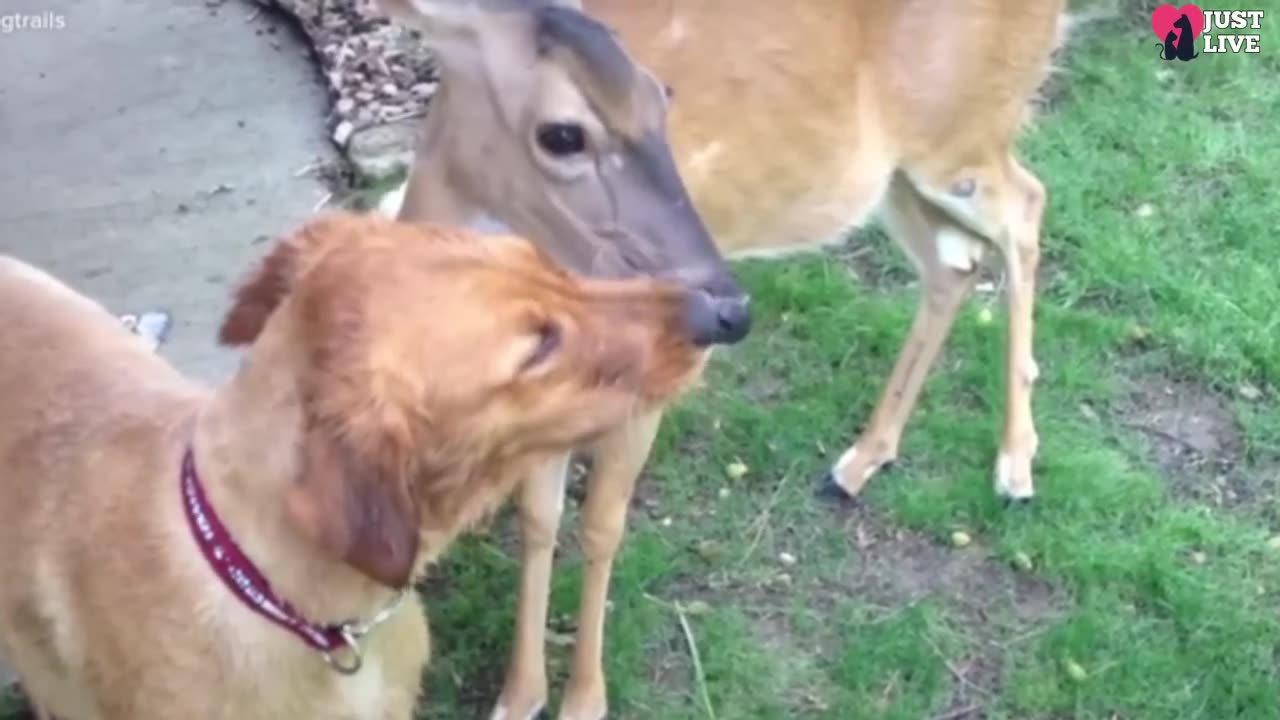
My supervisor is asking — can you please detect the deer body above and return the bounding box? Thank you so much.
[375,1,1067,717]
[591,0,1063,257]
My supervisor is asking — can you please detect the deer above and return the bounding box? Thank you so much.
[373,1,1070,718]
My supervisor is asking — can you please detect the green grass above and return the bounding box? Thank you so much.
[6,3,1279,719]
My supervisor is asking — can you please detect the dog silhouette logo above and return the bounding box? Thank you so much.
[1152,4,1206,61]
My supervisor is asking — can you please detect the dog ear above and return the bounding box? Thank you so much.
[218,237,301,346]
[286,426,423,588]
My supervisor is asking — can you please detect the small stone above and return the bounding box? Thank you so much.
[336,97,356,115]
[332,120,355,146]
[411,81,437,96]
[1135,203,1155,218]
[1128,324,1152,343]
[718,487,731,499]
[778,551,797,566]
[355,90,375,103]
[381,82,398,95]
[694,540,721,562]
[378,105,406,121]
[660,516,673,527]
[950,530,972,548]
[547,631,575,647]
[1239,383,1263,401]
[1190,551,1207,565]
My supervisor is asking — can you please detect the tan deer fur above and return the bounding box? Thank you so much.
[376,1,1070,718]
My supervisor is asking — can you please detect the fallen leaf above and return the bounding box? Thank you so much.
[682,600,713,617]
[1012,551,1034,572]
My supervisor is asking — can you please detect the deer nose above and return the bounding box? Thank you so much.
[684,289,752,347]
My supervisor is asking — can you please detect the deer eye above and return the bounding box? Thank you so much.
[520,321,562,372]
[536,123,587,157]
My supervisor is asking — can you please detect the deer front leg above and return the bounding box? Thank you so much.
[558,411,663,720]
[827,174,980,498]
[493,453,570,720]
[991,158,1046,501]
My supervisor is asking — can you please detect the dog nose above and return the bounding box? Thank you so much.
[684,290,752,347]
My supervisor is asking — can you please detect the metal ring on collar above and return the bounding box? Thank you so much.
[322,627,364,675]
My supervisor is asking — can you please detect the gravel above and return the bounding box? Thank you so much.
[252,0,436,179]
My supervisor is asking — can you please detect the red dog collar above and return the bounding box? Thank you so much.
[180,446,405,674]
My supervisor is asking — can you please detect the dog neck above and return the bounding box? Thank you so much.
[190,325,398,628]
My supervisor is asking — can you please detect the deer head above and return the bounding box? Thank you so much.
[376,0,751,347]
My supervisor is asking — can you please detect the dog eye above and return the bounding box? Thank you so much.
[535,123,587,157]
[520,322,561,372]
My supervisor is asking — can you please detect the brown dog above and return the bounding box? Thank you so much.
[0,212,703,720]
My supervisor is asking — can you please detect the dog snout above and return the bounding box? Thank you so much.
[683,289,752,347]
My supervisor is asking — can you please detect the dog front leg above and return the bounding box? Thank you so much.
[559,411,663,720]
[493,453,570,720]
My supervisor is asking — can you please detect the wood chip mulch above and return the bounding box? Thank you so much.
[253,0,439,146]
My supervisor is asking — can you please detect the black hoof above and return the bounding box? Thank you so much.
[535,709,552,720]
[815,472,859,506]
[1002,496,1034,509]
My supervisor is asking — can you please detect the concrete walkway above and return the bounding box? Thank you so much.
[0,0,338,688]
[0,0,336,381]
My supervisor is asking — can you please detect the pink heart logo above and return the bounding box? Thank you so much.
[1151,4,1205,40]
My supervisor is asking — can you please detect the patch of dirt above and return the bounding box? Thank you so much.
[848,510,1063,717]
[842,507,1063,717]
[1111,373,1264,509]
[669,505,1067,718]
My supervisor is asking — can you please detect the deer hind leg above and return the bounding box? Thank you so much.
[493,453,570,720]
[827,171,983,497]
[558,411,663,720]
[906,152,1047,500]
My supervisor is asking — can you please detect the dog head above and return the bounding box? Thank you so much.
[217,212,703,588]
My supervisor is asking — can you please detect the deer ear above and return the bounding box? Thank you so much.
[218,238,302,346]
[286,426,422,588]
